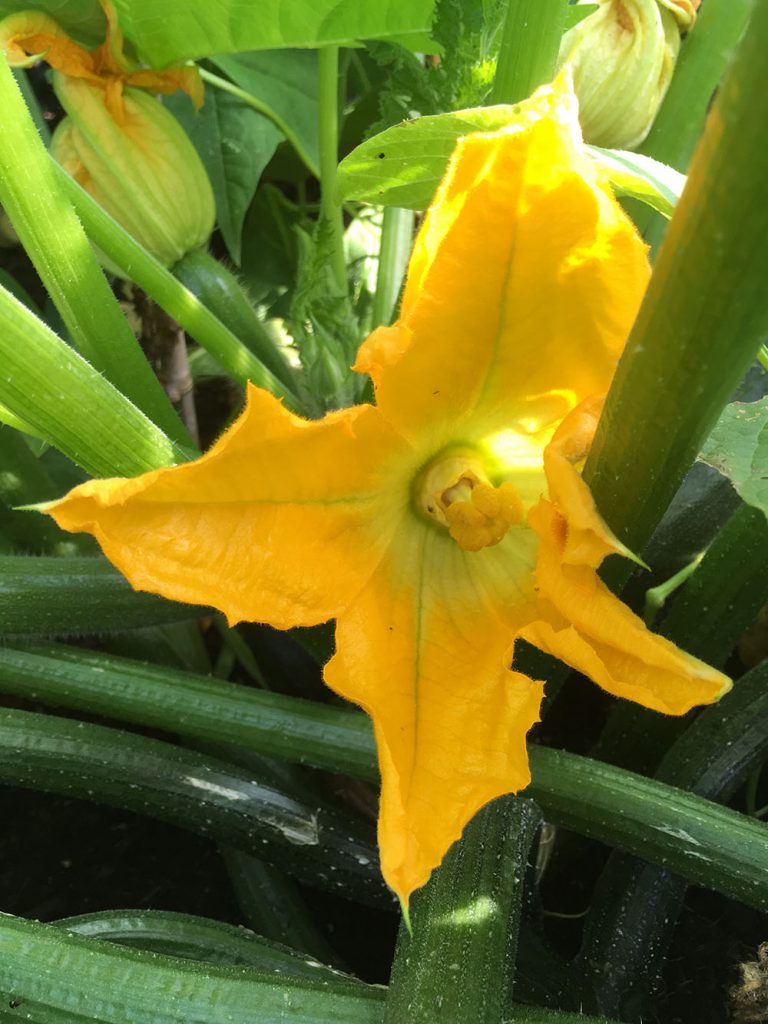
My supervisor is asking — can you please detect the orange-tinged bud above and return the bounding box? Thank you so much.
[51,75,214,267]
[558,0,698,149]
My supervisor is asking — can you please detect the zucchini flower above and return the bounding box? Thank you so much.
[43,77,729,909]
[558,0,700,149]
[0,1,214,267]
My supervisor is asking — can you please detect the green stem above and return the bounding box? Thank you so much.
[0,914,384,1024]
[199,67,320,180]
[317,46,347,292]
[55,169,303,412]
[642,552,703,626]
[172,250,302,400]
[0,641,377,780]
[527,746,768,914]
[0,706,385,906]
[371,207,414,329]
[384,797,541,1023]
[593,500,768,776]
[5,642,768,914]
[631,0,753,239]
[0,557,205,638]
[584,0,768,552]
[580,657,768,1017]
[220,849,343,966]
[490,0,568,104]
[0,54,190,449]
[55,909,348,979]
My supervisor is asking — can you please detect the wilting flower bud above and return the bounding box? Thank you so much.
[558,0,699,149]
[0,0,215,267]
[52,75,215,267]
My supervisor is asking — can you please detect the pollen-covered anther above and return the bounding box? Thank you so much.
[444,481,524,552]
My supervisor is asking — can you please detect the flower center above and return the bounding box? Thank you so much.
[415,448,524,552]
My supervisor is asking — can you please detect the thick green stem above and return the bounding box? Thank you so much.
[490,0,567,104]
[0,557,205,637]
[0,706,384,906]
[4,643,768,913]
[55,909,348,978]
[584,0,768,552]
[317,46,347,292]
[384,797,541,1023]
[581,657,768,1018]
[371,207,414,329]
[0,914,384,1024]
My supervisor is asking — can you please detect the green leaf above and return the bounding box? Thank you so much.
[337,106,683,215]
[113,0,438,65]
[336,105,516,209]
[211,50,320,180]
[0,0,106,44]
[166,90,282,265]
[586,145,685,219]
[699,398,768,517]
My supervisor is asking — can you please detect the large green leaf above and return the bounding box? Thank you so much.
[0,0,105,43]
[336,105,684,215]
[166,91,282,265]
[699,398,768,519]
[211,50,320,178]
[112,0,437,65]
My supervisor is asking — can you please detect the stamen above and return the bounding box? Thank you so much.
[414,448,524,552]
[445,481,523,551]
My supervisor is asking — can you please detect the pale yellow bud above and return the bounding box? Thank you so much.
[51,74,215,267]
[558,0,698,149]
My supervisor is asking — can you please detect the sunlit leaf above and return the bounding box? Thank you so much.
[587,145,685,219]
[337,104,685,217]
[112,0,438,65]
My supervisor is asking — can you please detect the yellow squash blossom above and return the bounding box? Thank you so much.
[0,1,214,267]
[43,77,729,908]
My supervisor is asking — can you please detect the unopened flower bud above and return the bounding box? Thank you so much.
[52,75,215,267]
[558,0,699,149]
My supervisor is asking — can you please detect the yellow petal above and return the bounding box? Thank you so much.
[355,75,649,450]
[45,386,408,628]
[0,12,98,78]
[523,499,730,715]
[324,516,543,905]
[540,395,636,567]
[127,66,205,110]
